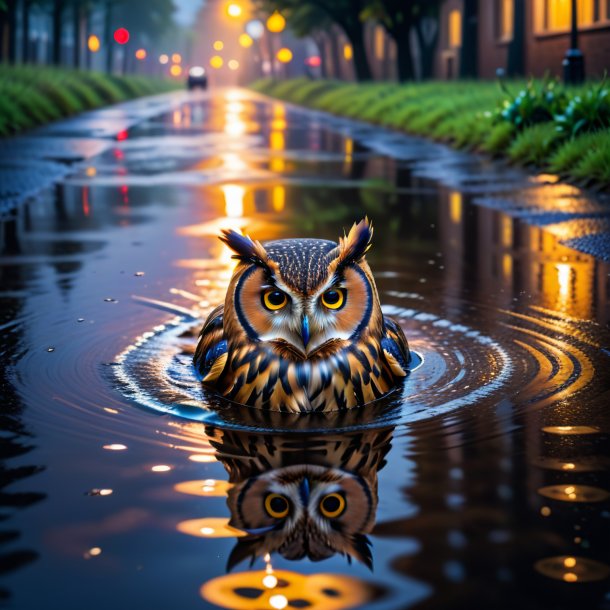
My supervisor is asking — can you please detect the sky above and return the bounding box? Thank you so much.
[174,0,205,26]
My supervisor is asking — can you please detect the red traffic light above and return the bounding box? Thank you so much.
[305,56,321,68]
[114,28,130,45]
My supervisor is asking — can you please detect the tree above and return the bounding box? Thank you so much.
[0,0,18,63]
[257,0,373,81]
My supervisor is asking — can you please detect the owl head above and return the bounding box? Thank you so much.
[226,464,376,570]
[220,218,382,357]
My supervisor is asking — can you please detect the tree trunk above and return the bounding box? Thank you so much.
[415,17,439,80]
[507,0,525,76]
[394,32,414,82]
[22,0,31,62]
[3,0,18,64]
[104,0,114,73]
[73,2,81,68]
[345,24,372,82]
[459,0,478,78]
[328,27,341,79]
[52,0,65,66]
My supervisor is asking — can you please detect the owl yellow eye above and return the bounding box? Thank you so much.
[262,289,288,311]
[319,493,346,518]
[264,493,290,518]
[321,288,345,310]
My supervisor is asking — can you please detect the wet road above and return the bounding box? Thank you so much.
[1,89,610,610]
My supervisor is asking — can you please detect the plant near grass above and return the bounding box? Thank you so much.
[495,78,568,129]
[555,81,610,137]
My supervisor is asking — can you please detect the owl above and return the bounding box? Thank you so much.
[193,218,410,413]
[205,425,393,570]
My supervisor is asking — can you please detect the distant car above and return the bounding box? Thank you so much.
[187,66,207,90]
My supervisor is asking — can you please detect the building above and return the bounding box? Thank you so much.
[438,0,610,79]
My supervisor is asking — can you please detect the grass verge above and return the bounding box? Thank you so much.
[0,65,179,137]
[249,77,610,188]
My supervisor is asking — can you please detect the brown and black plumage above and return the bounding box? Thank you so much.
[193,218,411,413]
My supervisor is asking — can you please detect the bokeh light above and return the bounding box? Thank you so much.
[227,3,242,17]
[228,59,239,70]
[172,53,182,63]
[245,19,264,39]
[170,64,183,77]
[159,53,169,64]
[87,35,100,53]
[266,11,285,33]
[213,40,224,51]
[210,55,224,69]
[238,33,253,48]
[276,47,293,63]
[113,28,129,45]
[135,48,147,60]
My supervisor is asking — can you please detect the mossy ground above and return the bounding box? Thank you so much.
[0,66,179,137]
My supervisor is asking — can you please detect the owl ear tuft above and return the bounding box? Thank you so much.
[329,218,373,272]
[219,229,269,266]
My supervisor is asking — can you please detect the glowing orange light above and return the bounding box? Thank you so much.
[213,40,224,51]
[266,11,285,33]
[238,33,253,48]
[151,465,172,472]
[227,3,242,17]
[344,44,353,60]
[103,444,127,451]
[172,53,182,63]
[135,48,147,60]
[87,35,100,53]
[170,64,183,77]
[276,47,292,63]
[210,55,224,69]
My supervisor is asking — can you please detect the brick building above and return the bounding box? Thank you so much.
[438,0,610,78]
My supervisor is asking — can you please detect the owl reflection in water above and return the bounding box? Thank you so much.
[207,426,392,569]
[194,218,411,412]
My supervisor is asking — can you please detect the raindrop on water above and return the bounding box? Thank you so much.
[134,271,145,277]
[104,298,118,303]
[77,318,85,323]
[47,347,55,352]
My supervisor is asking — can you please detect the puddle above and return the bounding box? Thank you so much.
[1,89,609,610]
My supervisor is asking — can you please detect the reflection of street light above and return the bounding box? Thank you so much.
[159,54,169,64]
[228,59,239,70]
[172,53,182,63]
[266,11,285,33]
[227,3,242,18]
[276,48,292,63]
[210,55,224,69]
[88,35,100,52]
[135,48,147,60]
[238,33,253,48]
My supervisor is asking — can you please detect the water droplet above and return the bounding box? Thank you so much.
[103,298,118,303]
[77,318,85,323]
[47,347,55,352]
[134,271,145,277]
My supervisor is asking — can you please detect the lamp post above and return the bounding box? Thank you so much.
[563,0,585,84]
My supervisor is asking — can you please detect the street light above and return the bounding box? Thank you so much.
[210,55,224,69]
[228,59,239,70]
[159,54,169,64]
[113,28,129,45]
[227,3,242,18]
[245,20,264,40]
[213,40,224,51]
[563,0,585,84]
[276,48,292,63]
[239,33,253,48]
[266,11,285,33]
[135,48,147,60]
[170,64,182,77]
[88,35,100,53]
[172,53,182,63]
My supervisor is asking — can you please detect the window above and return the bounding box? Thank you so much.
[449,9,462,47]
[497,0,514,40]
[535,0,603,33]
[374,26,385,60]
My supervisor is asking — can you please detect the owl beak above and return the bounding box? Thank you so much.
[301,315,310,349]
[299,477,310,504]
